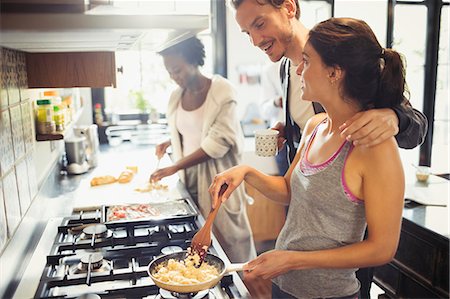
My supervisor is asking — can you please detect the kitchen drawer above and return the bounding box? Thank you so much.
[399,274,441,298]
[374,263,400,297]
[395,229,435,282]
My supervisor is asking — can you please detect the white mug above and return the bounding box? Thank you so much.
[255,129,278,157]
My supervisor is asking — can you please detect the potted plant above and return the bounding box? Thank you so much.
[130,90,150,124]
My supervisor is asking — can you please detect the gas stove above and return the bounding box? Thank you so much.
[31,204,249,299]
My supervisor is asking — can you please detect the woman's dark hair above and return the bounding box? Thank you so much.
[230,0,300,19]
[158,36,205,67]
[308,17,408,110]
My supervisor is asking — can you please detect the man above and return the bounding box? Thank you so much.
[231,0,427,164]
[229,0,428,297]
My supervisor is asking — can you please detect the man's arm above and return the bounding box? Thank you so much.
[340,100,428,149]
[392,101,428,149]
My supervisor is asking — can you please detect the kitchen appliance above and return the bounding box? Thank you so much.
[31,203,249,299]
[65,135,90,175]
[74,124,100,168]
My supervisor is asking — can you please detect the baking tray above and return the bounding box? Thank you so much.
[102,198,198,223]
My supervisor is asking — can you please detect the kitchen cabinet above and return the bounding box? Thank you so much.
[374,208,449,298]
[26,51,116,88]
[245,183,286,241]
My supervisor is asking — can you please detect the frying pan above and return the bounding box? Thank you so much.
[147,250,245,294]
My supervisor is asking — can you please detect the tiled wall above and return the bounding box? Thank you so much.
[0,47,38,254]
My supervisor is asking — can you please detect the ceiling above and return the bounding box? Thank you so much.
[0,1,210,52]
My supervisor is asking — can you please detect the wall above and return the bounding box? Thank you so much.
[0,47,41,254]
[0,47,85,255]
[225,6,272,121]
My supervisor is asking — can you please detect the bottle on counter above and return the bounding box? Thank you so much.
[94,103,104,125]
[53,105,65,131]
[36,99,56,134]
[42,90,65,131]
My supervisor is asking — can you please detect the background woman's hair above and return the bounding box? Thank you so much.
[158,36,205,67]
[308,17,408,110]
[230,0,301,19]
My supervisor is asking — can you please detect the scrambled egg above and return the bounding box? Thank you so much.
[152,256,219,285]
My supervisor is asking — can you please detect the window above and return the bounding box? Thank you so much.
[432,6,449,173]
[300,1,332,28]
[393,4,428,167]
[105,34,213,117]
[332,1,448,173]
[334,0,388,46]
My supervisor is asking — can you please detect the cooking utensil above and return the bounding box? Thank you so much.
[147,250,245,294]
[189,184,228,264]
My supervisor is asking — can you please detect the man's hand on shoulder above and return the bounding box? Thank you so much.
[339,108,399,147]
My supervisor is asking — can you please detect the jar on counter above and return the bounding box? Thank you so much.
[36,99,56,134]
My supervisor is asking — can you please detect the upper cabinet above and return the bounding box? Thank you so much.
[0,1,210,88]
[26,52,116,88]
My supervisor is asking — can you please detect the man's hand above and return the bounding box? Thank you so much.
[272,122,287,150]
[339,108,399,147]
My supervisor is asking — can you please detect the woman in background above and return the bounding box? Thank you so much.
[210,18,405,298]
[150,36,256,263]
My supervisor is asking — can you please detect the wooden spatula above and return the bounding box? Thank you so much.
[189,183,228,265]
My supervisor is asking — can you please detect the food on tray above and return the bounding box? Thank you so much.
[90,175,117,186]
[90,166,138,186]
[118,169,135,184]
[107,204,160,221]
[135,181,169,193]
[152,255,219,285]
[126,166,138,173]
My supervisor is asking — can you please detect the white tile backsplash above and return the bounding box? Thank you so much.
[26,152,38,200]
[21,101,34,152]
[2,170,21,237]
[0,181,8,253]
[10,105,25,160]
[0,109,15,176]
[1,47,38,253]
[15,159,31,216]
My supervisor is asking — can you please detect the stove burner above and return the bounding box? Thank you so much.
[83,224,108,238]
[161,246,183,255]
[159,289,211,299]
[81,252,104,268]
[69,253,111,275]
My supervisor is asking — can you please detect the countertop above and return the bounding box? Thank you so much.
[402,163,449,238]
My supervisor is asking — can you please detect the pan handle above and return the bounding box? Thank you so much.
[225,263,247,274]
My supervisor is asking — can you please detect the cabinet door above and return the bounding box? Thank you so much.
[26,52,116,88]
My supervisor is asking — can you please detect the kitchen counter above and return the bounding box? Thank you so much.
[374,166,449,298]
[0,142,250,299]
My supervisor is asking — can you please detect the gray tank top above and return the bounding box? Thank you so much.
[274,121,366,298]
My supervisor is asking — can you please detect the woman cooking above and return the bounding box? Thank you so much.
[209,18,405,298]
[150,36,256,264]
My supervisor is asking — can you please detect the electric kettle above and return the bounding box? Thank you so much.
[64,135,89,174]
[74,124,100,168]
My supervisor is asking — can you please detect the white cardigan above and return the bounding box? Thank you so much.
[167,75,256,263]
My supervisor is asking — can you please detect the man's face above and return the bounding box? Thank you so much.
[235,0,295,62]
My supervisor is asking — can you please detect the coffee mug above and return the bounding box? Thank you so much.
[255,129,278,157]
